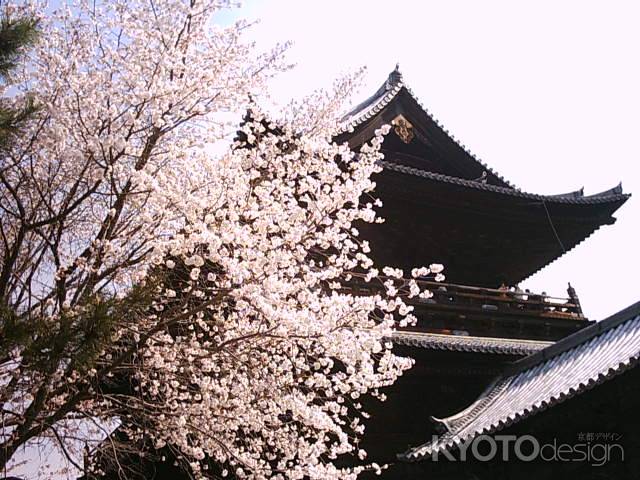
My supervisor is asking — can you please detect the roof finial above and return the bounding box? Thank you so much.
[615,181,623,194]
[387,63,403,88]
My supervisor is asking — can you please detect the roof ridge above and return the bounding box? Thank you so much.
[340,68,632,205]
[396,75,517,189]
[379,160,629,205]
[340,67,517,188]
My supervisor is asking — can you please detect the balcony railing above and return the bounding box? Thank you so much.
[343,274,585,321]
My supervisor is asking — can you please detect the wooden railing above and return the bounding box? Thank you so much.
[343,274,585,321]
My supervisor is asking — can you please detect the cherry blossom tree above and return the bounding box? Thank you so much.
[0,1,441,478]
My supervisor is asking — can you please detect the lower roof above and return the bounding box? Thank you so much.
[392,331,553,356]
[399,301,640,462]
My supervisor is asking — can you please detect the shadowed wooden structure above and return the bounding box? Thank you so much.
[338,66,628,288]
[85,68,630,479]
[337,67,631,479]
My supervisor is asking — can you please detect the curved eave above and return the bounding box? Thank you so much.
[398,302,640,462]
[339,68,515,189]
[379,161,631,206]
[401,354,640,462]
[379,162,630,283]
[391,331,553,355]
[520,223,604,284]
[372,163,629,286]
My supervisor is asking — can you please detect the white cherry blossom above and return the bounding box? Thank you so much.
[0,1,442,478]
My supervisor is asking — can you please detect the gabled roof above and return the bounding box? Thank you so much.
[340,66,628,203]
[337,68,630,287]
[399,301,640,462]
[340,66,514,188]
[392,331,553,356]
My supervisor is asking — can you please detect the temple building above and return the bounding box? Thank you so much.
[334,67,634,479]
[91,68,634,479]
[337,67,627,290]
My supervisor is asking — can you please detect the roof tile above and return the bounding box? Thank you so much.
[399,302,640,462]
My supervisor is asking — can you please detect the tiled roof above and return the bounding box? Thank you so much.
[380,161,629,206]
[340,67,630,206]
[399,301,640,462]
[341,67,404,131]
[340,66,515,189]
[339,68,630,286]
[391,331,553,356]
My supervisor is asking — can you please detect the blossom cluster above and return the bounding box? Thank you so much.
[122,112,432,479]
[0,1,440,478]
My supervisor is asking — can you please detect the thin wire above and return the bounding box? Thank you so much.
[542,200,566,253]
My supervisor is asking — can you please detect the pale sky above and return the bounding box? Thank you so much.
[233,0,640,320]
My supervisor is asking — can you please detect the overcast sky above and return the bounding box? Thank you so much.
[229,0,639,320]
